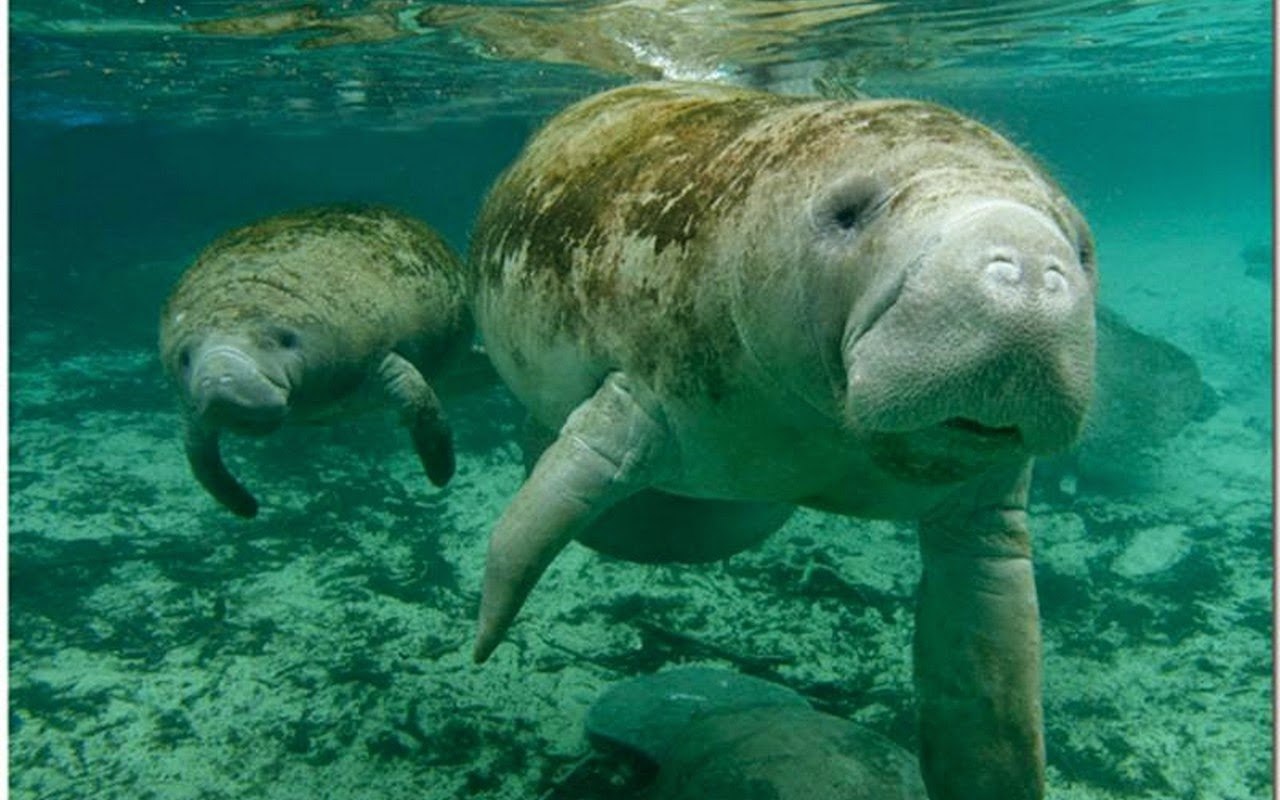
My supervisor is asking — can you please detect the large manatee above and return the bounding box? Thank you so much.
[159,205,472,517]
[469,82,1097,800]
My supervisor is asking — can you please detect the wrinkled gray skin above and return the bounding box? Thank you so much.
[470,82,1097,800]
[587,667,926,800]
[159,205,472,517]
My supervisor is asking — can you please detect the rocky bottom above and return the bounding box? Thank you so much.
[8,304,1271,799]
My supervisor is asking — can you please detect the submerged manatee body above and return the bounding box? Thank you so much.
[159,205,472,517]
[470,81,1097,800]
[585,667,926,800]
[1036,306,1216,493]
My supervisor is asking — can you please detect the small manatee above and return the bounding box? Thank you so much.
[586,667,926,800]
[158,204,472,517]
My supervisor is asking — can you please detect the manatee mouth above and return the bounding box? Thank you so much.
[218,414,286,437]
[941,417,1023,444]
[868,419,1027,486]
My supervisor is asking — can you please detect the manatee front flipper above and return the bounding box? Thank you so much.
[520,416,794,563]
[914,460,1043,800]
[474,372,669,663]
[184,420,258,518]
[378,351,455,487]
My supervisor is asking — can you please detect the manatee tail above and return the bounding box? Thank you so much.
[184,421,258,518]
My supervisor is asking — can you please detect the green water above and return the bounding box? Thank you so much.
[8,2,1274,798]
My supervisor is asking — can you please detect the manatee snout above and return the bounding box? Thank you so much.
[845,200,1095,457]
[187,344,290,434]
[958,201,1087,322]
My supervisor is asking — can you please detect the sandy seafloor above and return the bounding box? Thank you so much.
[8,102,1273,799]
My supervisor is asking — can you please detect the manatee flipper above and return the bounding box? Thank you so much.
[914,459,1042,800]
[377,351,455,487]
[474,372,669,663]
[520,416,794,563]
[184,420,258,518]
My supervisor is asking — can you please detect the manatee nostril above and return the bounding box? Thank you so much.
[983,253,1075,299]
[197,374,236,391]
[985,259,1022,286]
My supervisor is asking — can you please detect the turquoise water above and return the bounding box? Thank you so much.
[9,2,1274,798]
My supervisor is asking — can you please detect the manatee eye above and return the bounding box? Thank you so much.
[1077,236,1096,273]
[177,348,191,371]
[813,174,886,236]
[832,204,861,231]
[1063,205,1097,275]
[274,328,300,349]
